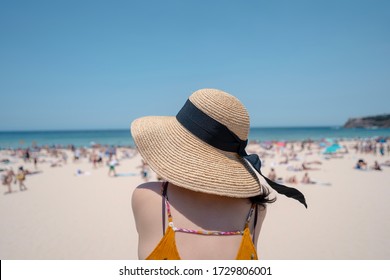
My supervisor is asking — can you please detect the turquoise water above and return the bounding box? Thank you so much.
[0,127,389,149]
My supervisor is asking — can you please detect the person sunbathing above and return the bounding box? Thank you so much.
[268,168,277,181]
[301,173,315,184]
[355,159,367,170]
[371,161,382,171]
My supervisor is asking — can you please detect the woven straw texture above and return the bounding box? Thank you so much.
[130,89,261,198]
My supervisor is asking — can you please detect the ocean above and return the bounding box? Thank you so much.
[0,127,389,149]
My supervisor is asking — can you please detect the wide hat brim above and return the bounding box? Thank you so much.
[131,116,262,198]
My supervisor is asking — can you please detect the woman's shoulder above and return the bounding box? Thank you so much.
[131,181,165,242]
[131,182,163,211]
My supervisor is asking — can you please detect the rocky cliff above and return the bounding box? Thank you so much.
[343,114,390,128]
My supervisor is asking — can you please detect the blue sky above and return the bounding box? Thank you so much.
[0,0,389,130]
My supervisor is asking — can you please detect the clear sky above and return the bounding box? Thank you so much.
[0,0,389,130]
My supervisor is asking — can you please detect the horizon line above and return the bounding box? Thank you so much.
[0,125,348,133]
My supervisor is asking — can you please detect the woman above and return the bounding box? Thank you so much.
[2,167,15,194]
[131,88,306,260]
[15,166,27,191]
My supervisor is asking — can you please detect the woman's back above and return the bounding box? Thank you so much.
[132,182,266,260]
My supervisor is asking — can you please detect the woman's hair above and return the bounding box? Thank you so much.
[249,185,276,209]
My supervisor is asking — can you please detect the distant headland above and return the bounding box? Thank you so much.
[343,114,390,128]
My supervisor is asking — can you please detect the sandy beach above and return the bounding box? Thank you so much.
[1,140,389,260]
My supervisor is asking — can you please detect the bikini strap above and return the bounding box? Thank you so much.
[244,203,256,228]
[252,204,258,243]
[243,203,259,243]
[161,181,169,235]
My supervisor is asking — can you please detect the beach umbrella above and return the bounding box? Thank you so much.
[323,144,342,154]
[276,141,286,147]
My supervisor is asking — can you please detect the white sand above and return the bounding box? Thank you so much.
[0,142,389,260]
[0,149,147,260]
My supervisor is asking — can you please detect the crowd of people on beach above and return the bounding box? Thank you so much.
[1,137,389,195]
[0,143,141,194]
[352,139,389,156]
[254,137,390,187]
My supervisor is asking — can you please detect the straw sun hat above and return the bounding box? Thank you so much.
[130,88,264,198]
[131,88,307,207]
